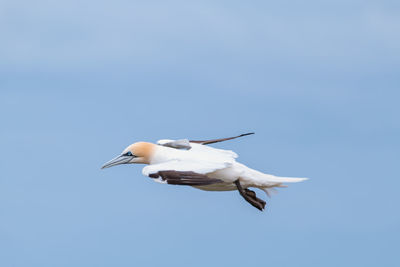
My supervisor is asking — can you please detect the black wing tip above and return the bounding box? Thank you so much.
[189,132,255,145]
[239,132,255,137]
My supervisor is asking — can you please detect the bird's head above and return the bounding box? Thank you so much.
[101,142,155,169]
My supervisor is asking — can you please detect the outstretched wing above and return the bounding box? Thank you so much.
[143,160,229,176]
[149,171,222,186]
[189,132,254,145]
[143,160,224,186]
[157,133,254,151]
[151,134,244,186]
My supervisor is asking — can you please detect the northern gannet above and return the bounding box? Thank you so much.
[101,133,308,211]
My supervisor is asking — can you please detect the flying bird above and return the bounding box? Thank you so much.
[101,133,307,211]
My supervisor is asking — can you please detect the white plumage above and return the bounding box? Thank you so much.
[149,140,307,190]
[102,133,308,211]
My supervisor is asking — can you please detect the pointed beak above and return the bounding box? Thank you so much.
[101,155,133,169]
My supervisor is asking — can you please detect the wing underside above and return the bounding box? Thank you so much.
[149,170,223,186]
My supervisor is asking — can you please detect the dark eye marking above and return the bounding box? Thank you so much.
[122,151,134,157]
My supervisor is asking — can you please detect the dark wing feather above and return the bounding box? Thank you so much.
[189,132,254,145]
[149,170,223,186]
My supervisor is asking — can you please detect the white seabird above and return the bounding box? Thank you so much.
[101,133,308,211]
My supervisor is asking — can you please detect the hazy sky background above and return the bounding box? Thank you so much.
[1,1,399,266]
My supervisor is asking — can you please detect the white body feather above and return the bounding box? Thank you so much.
[143,142,308,194]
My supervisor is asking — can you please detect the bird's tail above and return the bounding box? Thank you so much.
[245,166,309,184]
[260,176,308,198]
[240,164,308,197]
[262,176,309,183]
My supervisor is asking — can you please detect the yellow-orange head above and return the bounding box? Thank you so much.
[101,142,156,169]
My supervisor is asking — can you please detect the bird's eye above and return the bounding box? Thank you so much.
[123,151,133,157]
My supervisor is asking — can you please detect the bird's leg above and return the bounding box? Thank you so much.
[235,180,266,211]
[245,188,266,208]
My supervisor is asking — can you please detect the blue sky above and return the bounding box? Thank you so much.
[1,1,399,266]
